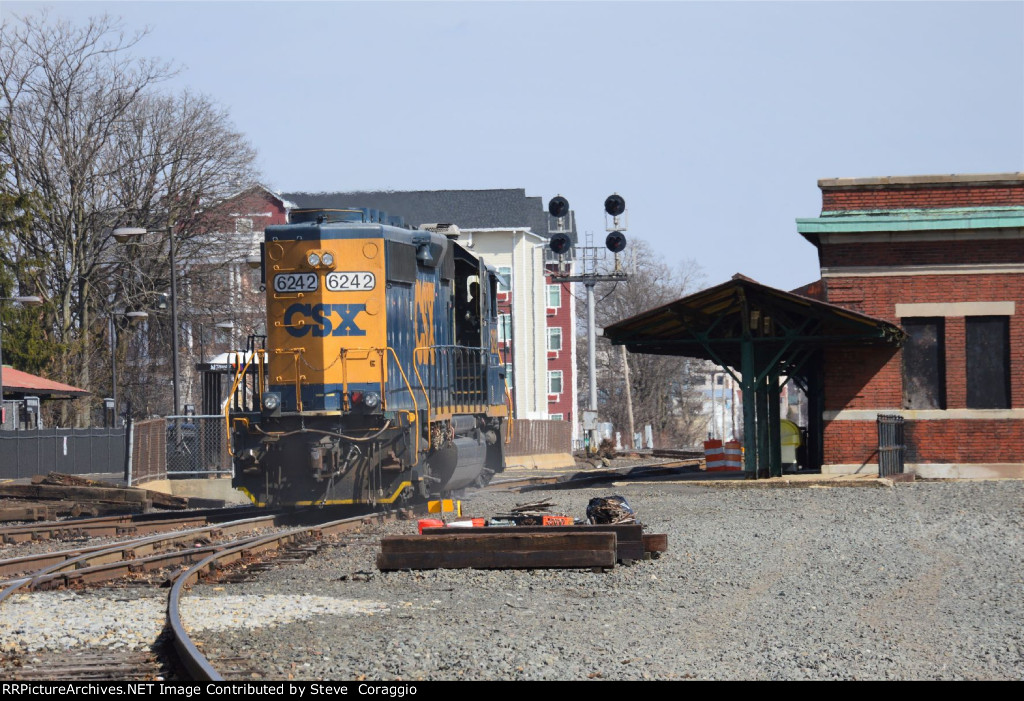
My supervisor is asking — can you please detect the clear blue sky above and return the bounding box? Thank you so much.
[5,1,1023,291]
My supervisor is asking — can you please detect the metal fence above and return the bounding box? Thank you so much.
[877,414,906,477]
[128,415,231,486]
[0,426,126,481]
[506,419,572,457]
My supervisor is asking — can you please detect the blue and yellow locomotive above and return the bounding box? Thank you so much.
[228,208,509,508]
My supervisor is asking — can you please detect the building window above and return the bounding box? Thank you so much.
[546,327,562,352]
[902,317,945,410]
[549,413,563,421]
[546,284,561,309]
[235,217,253,235]
[966,316,1010,409]
[548,370,563,395]
[498,314,511,343]
[497,266,511,293]
[504,363,514,390]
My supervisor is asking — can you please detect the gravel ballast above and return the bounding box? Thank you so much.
[2,479,1022,680]
[185,480,1024,680]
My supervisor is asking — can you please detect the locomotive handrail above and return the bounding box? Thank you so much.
[384,346,418,420]
[412,345,490,418]
[504,382,514,443]
[411,346,435,423]
[224,350,264,457]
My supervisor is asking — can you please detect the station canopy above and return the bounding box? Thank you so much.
[603,274,904,370]
[602,275,905,477]
[1,366,90,399]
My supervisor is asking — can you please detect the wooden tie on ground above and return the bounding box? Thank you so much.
[378,525,669,571]
[0,479,187,520]
[378,531,617,571]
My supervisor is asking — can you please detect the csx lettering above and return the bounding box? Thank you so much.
[284,303,366,337]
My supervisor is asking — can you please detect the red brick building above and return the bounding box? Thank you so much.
[797,173,1024,478]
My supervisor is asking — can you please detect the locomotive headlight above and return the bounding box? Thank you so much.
[262,392,281,415]
[363,391,381,409]
[307,252,321,267]
[321,251,334,267]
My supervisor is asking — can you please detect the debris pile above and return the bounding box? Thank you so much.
[586,495,638,525]
[490,500,578,526]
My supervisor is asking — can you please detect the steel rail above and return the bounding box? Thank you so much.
[0,506,270,544]
[169,509,415,680]
[0,515,280,603]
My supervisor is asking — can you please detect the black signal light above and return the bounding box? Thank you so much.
[605,230,627,253]
[548,196,570,218]
[549,232,572,255]
[604,194,626,217]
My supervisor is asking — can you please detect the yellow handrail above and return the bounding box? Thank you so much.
[225,350,261,457]
[411,347,435,421]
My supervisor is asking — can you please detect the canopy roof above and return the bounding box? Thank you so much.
[1,366,91,399]
[604,275,905,478]
[603,274,904,373]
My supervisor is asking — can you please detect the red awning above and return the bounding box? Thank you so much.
[1,366,91,398]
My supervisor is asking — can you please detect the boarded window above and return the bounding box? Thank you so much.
[966,316,1010,409]
[902,317,945,410]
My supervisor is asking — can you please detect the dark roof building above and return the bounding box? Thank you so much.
[278,188,559,240]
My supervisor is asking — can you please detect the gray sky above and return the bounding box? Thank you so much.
[5,1,1024,291]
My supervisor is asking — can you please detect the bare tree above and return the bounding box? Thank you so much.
[576,238,711,449]
[0,12,259,423]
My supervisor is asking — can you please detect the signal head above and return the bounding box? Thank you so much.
[604,194,626,217]
[548,196,570,219]
[549,232,572,256]
[605,230,627,253]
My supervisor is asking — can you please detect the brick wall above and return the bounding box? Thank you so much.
[545,276,575,421]
[823,418,1024,466]
[822,184,1024,212]
[820,239,1024,268]
[822,271,1024,410]
[816,174,1024,472]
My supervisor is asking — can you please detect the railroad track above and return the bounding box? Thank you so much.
[489,459,704,492]
[0,507,420,681]
[0,506,269,545]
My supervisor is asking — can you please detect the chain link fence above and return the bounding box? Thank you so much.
[128,415,231,486]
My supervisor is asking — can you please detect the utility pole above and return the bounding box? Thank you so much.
[546,194,629,455]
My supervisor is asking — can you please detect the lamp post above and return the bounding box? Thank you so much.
[113,226,181,415]
[197,320,235,370]
[0,295,44,429]
[108,309,149,426]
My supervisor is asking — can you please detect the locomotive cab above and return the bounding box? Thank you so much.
[228,209,509,508]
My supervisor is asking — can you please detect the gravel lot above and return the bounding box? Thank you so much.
[181,479,1024,681]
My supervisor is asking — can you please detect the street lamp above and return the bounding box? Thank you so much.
[198,320,235,364]
[0,295,44,429]
[108,309,149,426]
[113,226,182,415]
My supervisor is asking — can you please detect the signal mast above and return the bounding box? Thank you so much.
[547,194,629,455]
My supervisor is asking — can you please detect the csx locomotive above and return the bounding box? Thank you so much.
[227,208,509,508]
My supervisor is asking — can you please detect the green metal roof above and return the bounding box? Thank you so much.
[796,206,1024,238]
